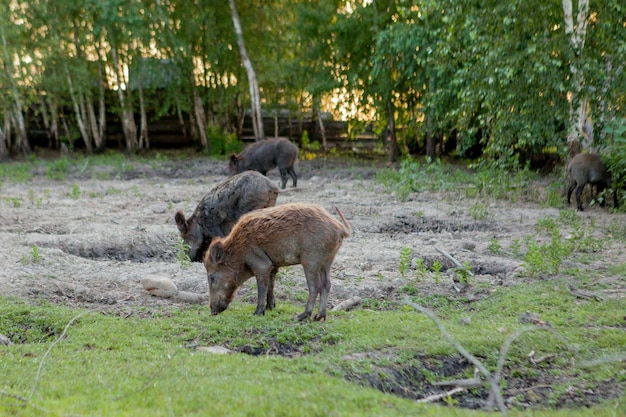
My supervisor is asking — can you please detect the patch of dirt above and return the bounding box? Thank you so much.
[1,154,625,410]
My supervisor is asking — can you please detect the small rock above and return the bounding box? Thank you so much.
[461,241,476,251]
[0,333,13,346]
[141,275,177,298]
[460,317,472,325]
[197,346,231,355]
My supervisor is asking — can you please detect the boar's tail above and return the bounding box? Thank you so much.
[334,206,352,237]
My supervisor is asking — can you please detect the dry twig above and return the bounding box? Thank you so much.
[404,297,508,416]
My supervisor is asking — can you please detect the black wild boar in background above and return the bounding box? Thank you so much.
[175,171,279,262]
[229,138,299,189]
[205,203,351,322]
[566,153,618,211]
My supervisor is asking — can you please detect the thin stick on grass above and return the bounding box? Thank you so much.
[416,386,466,403]
[29,312,89,401]
[403,298,508,416]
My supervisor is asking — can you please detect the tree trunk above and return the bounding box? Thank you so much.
[229,0,264,141]
[312,96,327,151]
[562,0,590,155]
[191,76,209,151]
[137,71,149,149]
[0,124,6,159]
[110,39,137,153]
[386,100,400,163]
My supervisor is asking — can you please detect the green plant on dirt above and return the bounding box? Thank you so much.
[469,202,489,220]
[454,261,473,284]
[4,196,22,208]
[522,228,571,277]
[487,237,502,254]
[398,247,412,277]
[431,259,443,283]
[31,245,41,263]
[174,239,191,269]
[69,184,81,199]
[569,224,605,253]
[46,157,71,180]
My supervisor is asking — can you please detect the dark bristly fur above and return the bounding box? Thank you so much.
[204,203,351,321]
[229,138,299,189]
[566,153,618,211]
[174,171,278,262]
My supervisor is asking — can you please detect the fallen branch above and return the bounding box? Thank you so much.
[404,297,508,416]
[417,386,466,403]
[568,286,605,302]
[435,247,472,292]
[331,296,361,312]
[29,312,89,401]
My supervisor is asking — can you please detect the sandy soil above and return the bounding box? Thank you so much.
[1,155,624,316]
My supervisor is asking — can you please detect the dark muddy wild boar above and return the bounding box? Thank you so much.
[205,203,351,321]
[229,138,299,189]
[175,171,278,262]
[566,153,618,211]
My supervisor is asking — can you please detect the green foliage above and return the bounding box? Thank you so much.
[207,126,241,156]
[0,162,33,183]
[469,203,489,220]
[174,239,191,269]
[398,247,412,277]
[377,157,540,203]
[46,158,71,181]
[487,238,503,255]
[69,183,81,199]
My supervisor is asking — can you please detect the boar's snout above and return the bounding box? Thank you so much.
[210,299,230,315]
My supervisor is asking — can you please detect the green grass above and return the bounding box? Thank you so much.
[1,281,624,416]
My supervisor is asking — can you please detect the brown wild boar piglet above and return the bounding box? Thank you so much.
[175,171,278,262]
[229,138,299,189]
[204,203,351,321]
[566,153,618,211]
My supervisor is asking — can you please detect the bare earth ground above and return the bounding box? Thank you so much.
[1,154,625,409]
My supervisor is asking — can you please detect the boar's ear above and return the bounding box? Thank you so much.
[209,241,225,265]
[229,154,238,165]
[174,211,188,234]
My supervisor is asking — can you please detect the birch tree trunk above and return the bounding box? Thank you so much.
[64,63,93,153]
[229,0,264,141]
[1,28,30,154]
[562,0,590,156]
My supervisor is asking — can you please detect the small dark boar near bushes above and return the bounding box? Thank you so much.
[204,203,351,321]
[175,171,278,262]
[566,153,618,211]
[229,138,299,189]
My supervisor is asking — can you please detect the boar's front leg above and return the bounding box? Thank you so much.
[248,252,274,315]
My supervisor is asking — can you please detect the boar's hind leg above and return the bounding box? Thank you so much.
[297,265,323,322]
[567,182,576,206]
[314,264,332,322]
[575,184,586,211]
[288,168,297,188]
[279,168,289,189]
[266,267,277,311]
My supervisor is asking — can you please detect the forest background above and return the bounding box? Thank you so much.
[1,0,625,178]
